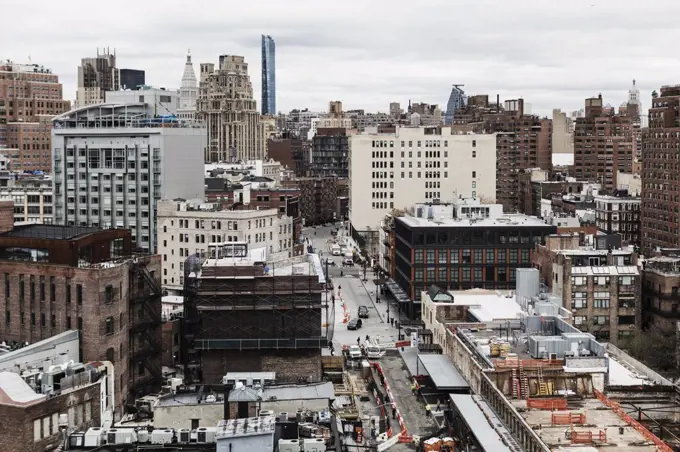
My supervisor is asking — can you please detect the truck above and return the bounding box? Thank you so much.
[342,252,354,267]
[331,244,341,256]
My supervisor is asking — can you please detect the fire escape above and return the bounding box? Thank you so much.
[129,259,163,400]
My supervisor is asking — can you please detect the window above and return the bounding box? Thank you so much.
[473,249,483,264]
[472,150,476,158]
[438,249,447,264]
[462,249,471,264]
[65,278,71,303]
[426,268,435,281]
[414,249,424,264]
[426,250,435,264]
[76,284,83,305]
[594,276,609,286]
[472,171,476,178]
[571,276,587,286]
[450,249,459,264]
[414,269,424,282]
[50,277,55,302]
[105,285,114,304]
[574,316,586,326]
[619,276,634,286]
[39,276,45,301]
[485,249,494,263]
[593,315,608,325]
[572,292,587,309]
[438,267,447,281]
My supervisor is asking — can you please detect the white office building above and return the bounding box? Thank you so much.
[51,103,206,252]
[0,171,54,224]
[157,199,295,292]
[349,126,496,235]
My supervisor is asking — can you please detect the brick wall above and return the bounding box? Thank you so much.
[0,201,13,232]
[202,349,322,384]
[0,382,101,452]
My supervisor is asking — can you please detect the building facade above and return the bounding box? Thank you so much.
[349,126,497,237]
[0,61,71,171]
[444,85,466,125]
[594,192,641,246]
[284,177,341,226]
[392,199,556,318]
[532,233,640,344]
[51,102,206,252]
[119,68,145,90]
[76,50,119,107]
[0,171,53,224]
[157,199,295,293]
[105,87,179,116]
[641,84,680,256]
[178,50,198,121]
[182,245,327,385]
[197,55,265,162]
[573,95,634,193]
[310,128,350,178]
[261,35,276,116]
[0,212,162,416]
[641,250,680,330]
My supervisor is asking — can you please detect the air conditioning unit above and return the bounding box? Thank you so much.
[278,412,289,422]
[151,429,174,444]
[178,428,191,443]
[258,410,274,417]
[279,439,301,452]
[302,438,325,452]
[196,427,217,443]
[105,429,137,445]
[84,428,104,447]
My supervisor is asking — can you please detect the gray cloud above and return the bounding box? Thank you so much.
[4,0,679,116]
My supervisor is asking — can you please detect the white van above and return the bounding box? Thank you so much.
[331,244,341,256]
[366,345,385,359]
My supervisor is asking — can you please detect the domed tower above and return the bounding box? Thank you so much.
[178,49,198,120]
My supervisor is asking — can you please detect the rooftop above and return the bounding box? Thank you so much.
[570,265,639,276]
[447,289,524,323]
[417,354,469,390]
[261,381,334,401]
[399,212,549,228]
[0,371,46,405]
[215,415,276,439]
[512,397,658,451]
[1,224,100,240]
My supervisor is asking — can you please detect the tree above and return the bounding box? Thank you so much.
[618,324,679,378]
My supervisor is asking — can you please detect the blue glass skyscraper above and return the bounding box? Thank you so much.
[261,35,276,115]
[444,85,467,125]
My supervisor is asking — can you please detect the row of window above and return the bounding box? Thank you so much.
[33,402,93,442]
[414,248,530,264]
[5,310,83,329]
[573,315,635,326]
[371,140,477,148]
[414,266,517,283]
[571,275,636,286]
[3,274,83,304]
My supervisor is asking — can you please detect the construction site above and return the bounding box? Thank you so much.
[181,242,331,385]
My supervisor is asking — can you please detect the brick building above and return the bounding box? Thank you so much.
[594,191,641,247]
[532,233,640,343]
[283,177,342,226]
[267,137,308,177]
[0,201,162,415]
[517,168,585,217]
[641,250,680,330]
[309,128,350,178]
[0,61,71,171]
[0,368,103,452]
[573,95,635,193]
[181,243,327,385]
[641,84,680,256]
[452,97,552,212]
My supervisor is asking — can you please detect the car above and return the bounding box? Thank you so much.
[347,318,363,330]
[348,345,363,359]
[358,306,369,319]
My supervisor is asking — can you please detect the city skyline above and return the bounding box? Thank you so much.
[4,0,679,116]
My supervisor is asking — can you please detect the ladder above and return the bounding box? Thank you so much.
[537,366,549,396]
[519,361,528,399]
[511,368,518,399]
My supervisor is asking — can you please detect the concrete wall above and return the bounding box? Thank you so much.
[216,432,274,452]
[260,397,328,414]
[160,129,206,201]
[154,403,222,430]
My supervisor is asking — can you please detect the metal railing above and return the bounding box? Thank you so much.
[193,337,328,350]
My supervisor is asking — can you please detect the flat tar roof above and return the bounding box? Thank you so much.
[417,354,469,390]
[449,394,514,452]
[1,224,101,240]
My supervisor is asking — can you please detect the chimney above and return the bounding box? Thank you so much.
[0,201,14,233]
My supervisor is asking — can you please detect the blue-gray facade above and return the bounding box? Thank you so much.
[444,85,467,125]
[261,35,276,115]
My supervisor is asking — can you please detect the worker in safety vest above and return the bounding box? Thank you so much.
[410,383,416,394]
[425,404,431,417]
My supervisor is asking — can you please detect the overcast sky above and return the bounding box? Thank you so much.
[4,0,677,116]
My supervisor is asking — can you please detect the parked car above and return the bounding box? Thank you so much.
[347,318,363,330]
[358,305,369,319]
[348,345,363,359]
[342,258,354,267]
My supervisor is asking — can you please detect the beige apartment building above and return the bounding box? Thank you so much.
[156,199,295,293]
[197,55,265,162]
[348,126,497,235]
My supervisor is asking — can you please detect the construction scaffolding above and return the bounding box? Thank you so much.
[128,258,163,403]
[181,255,330,384]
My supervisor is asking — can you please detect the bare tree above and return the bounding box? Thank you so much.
[618,324,679,378]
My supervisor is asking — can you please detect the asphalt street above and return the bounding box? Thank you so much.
[303,225,401,348]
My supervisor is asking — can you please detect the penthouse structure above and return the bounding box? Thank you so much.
[182,242,328,385]
[0,203,162,416]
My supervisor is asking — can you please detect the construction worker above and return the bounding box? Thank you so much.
[425,403,431,417]
[392,404,397,419]
[357,337,361,345]
[410,382,416,395]
[436,399,441,412]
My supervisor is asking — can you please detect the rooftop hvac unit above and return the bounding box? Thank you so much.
[279,439,301,452]
[259,410,274,417]
[302,438,325,452]
[137,430,150,443]
[196,427,217,443]
[151,429,174,444]
[84,428,104,447]
[279,412,289,422]
[179,428,191,443]
[106,429,137,445]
